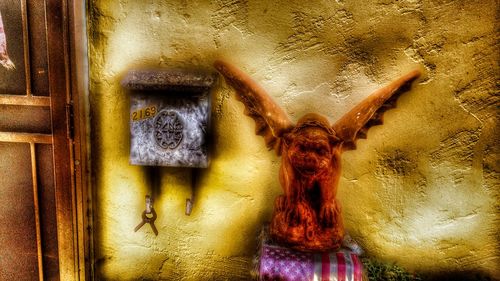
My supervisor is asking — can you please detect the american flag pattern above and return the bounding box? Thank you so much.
[0,9,15,70]
[259,244,363,281]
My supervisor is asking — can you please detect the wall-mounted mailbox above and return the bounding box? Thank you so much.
[122,69,217,168]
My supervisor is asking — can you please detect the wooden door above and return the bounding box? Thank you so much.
[0,1,87,280]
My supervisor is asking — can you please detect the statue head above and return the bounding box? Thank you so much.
[284,113,339,176]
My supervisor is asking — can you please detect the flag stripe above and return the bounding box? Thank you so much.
[321,252,330,281]
[329,252,338,281]
[345,251,353,281]
[336,252,346,281]
[314,253,323,281]
[351,253,363,281]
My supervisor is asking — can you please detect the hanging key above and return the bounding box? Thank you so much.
[134,208,158,236]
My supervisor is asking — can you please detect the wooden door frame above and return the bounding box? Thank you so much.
[68,0,92,280]
[47,0,91,280]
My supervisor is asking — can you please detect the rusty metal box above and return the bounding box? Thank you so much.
[122,69,216,168]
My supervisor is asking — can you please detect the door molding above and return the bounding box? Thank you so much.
[47,0,91,280]
[68,0,92,280]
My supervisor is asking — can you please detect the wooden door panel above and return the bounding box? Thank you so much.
[0,0,50,97]
[0,104,52,133]
[37,144,60,280]
[0,1,69,280]
[0,0,26,95]
[0,142,60,281]
[0,142,40,280]
[26,0,50,97]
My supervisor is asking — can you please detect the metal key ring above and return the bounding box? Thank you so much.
[142,208,157,221]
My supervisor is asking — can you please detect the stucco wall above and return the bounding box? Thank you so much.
[88,0,499,280]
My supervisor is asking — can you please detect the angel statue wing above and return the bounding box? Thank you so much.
[0,10,15,70]
[332,69,421,150]
[214,59,294,154]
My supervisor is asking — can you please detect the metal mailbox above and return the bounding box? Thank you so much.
[122,69,217,168]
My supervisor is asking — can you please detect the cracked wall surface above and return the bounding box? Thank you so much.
[88,0,499,280]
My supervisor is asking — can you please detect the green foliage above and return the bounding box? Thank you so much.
[362,257,421,281]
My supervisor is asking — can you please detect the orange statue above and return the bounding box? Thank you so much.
[214,60,420,251]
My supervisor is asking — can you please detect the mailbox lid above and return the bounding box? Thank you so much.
[122,69,217,91]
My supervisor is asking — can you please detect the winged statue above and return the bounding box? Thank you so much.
[214,59,420,251]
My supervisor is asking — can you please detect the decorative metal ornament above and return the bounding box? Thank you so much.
[153,110,184,150]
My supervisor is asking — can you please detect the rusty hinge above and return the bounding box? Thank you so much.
[66,102,75,140]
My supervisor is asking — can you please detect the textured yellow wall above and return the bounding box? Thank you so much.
[88,0,499,280]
